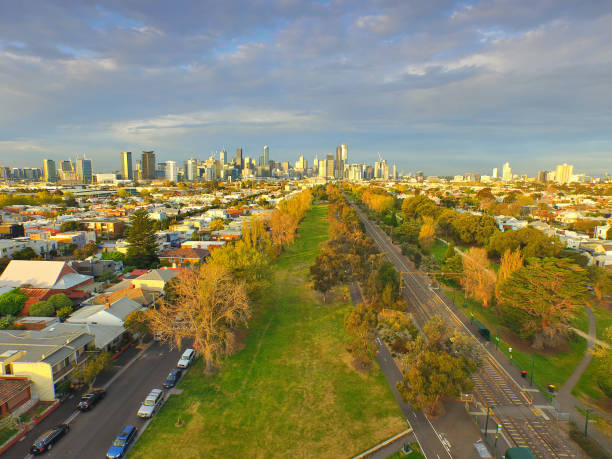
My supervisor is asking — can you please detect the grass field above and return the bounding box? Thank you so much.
[443,287,587,390]
[130,204,406,459]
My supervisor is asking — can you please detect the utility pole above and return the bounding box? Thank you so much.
[484,406,495,437]
[585,409,592,437]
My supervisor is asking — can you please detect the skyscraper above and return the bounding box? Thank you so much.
[42,159,57,182]
[555,163,573,184]
[235,148,243,169]
[502,162,512,181]
[220,149,227,165]
[120,152,133,180]
[263,145,269,164]
[492,167,498,179]
[141,151,156,180]
[335,146,343,178]
[341,144,348,162]
[165,161,178,182]
[76,157,92,184]
[185,158,198,181]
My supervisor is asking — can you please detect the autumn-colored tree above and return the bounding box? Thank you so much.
[147,264,250,373]
[268,209,298,246]
[208,218,225,231]
[208,240,270,294]
[345,304,378,369]
[418,216,436,250]
[310,246,346,301]
[498,258,589,348]
[124,310,150,338]
[588,266,612,301]
[397,315,478,415]
[461,247,495,307]
[495,248,523,301]
[73,352,113,388]
[241,217,270,252]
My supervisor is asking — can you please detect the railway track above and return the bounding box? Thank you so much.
[351,202,576,458]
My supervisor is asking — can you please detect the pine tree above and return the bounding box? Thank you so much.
[125,209,159,268]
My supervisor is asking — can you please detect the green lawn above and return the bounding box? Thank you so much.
[443,287,587,392]
[592,304,612,340]
[428,241,448,263]
[130,204,406,459]
[386,443,425,459]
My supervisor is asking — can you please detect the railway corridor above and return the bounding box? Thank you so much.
[351,202,576,458]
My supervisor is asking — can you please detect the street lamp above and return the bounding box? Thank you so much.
[508,347,513,360]
[484,406,495,437]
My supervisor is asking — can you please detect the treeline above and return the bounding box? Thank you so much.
[143,190,313,374]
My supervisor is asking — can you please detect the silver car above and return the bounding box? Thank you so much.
[137,389,163,418]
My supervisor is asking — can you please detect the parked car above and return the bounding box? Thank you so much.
[163,368,182,389]
[137,388,164,418]
[30,424,70,454]
[177,348,195,368]
[106,425,137,459]
[77,388,106,411]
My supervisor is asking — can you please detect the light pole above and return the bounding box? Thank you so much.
[484,406,495,437]
[508,347,513,360]
[585,409,592,437]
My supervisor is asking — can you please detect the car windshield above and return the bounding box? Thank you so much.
[113,439,126,447]
[143,399,154,406]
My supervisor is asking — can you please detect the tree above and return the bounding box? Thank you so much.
[461,247,495,307]
[48,293,72,311]
[397,316,478,415]
[498,258,589,348]
[208,218,225,232]
[591,326,612,397]
[11,247,38,260]
[488,227,561,259]
[116,189,130,199]
[310,246,345,301]
[495,248,523,301]
[208,240,270,293]
[124,310,150,338]
[345,304,378,369]
[418,216,436,251]
[29,301,55,317]
[147,264,250,373]
[101,251,125,263]
[74,241,98,259]
[0,257,10,274]
[588,266,612,301]
[0,289,27,316]
[268,209,298,247]
[56,305,73,320]
[60,221,84,232]
[125,209,159,268]
[74,352,113,388]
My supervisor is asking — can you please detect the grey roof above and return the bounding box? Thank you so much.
[51,323,125,349]
[135,269,179,282]
[0,327,94,366]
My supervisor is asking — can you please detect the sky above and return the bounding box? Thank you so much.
[1,0,612,176]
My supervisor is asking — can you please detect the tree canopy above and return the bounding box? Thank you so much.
[125,209,159,268]
[0,289,27,316]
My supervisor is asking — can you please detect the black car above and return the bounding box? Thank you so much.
[77,388,106,411]
[163,368,182,389]
[30,424,69,454]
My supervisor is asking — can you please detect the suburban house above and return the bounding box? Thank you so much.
[83,219,126,238]
[49,230,96,248]
[159,247,209,267]
[0,260,94,313]
[93,284,156,307]
[210,229,242,241]
[0,238,59,259]
[0,376,33,415]
[0,328,94,401]
[66,297,143,327]
[131,269,180,292]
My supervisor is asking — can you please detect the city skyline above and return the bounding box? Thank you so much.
[1,1,612,175]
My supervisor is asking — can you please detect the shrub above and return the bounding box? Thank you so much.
[29,301,55,317]
[0,289,27,315]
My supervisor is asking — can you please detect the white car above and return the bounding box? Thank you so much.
[137,389,164,418]
[177,348,195,369]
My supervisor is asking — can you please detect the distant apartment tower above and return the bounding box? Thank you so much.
[263,145,269,164]
[492,167,498,179]
[537,171,548,183]
[235,148,243,169]
[219,149,227,166]
[141,151,156,180]
[335,146,343,179]
[185,158,198,181]
[165,161,178,182]
[502,162,512,181]
[341,144,348,162]
[61,160,73,172]
[392,164,397,180]
[555,163,573,185]
[42,159,57,182]
[76,157,92,184]
[120,152,133,180]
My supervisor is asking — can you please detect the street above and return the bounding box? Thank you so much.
[4,342,183,459]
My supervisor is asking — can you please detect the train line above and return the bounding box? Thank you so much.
[350,202,576,458]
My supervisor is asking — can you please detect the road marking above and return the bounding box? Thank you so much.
[64,410,80,424]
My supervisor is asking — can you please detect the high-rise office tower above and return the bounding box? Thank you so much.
[335,146,343,178]
[392,164,397,180]
[555,163,573,185]
[43,159,57,182]
[502,162,512,181]
[341,144,348,162]
[76,157,92,184]
[165,161,178,182]
[537,171,548,183]
[235,148,243,169]
[141,151,156,180]
[61,160,73,172]
[492,167,498,179]
[263,145,269,164]
[186,158,198,181]
[120,152,133,180]
[220,149,227,165]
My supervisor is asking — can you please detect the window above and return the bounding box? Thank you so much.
[4,363,12,375]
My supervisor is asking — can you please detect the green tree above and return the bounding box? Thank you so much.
[124,310,150,337]
[48,293,72,311]
[588,266,612,301]
[0,289,27,316]
[310,246,345,302]
[0,257,10,274]
[592,326,612,397]
[208,240,270,294]
[125,209,159,268]
[74,352,113,388]
[116,189,130,199]
[488,227,561,259]
[11,247,38,260]
[56,305,73,320]
[60,221,84,232]
[29,301,55,317]
[74,241,98,259]
[345,304,378,369]
[498,258,589,348]
[101,251,125,263]
[397,316,478,415]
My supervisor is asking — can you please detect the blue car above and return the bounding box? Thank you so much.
[106,425,137,459]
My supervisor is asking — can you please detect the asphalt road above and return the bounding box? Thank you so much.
[6,342,183,459]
